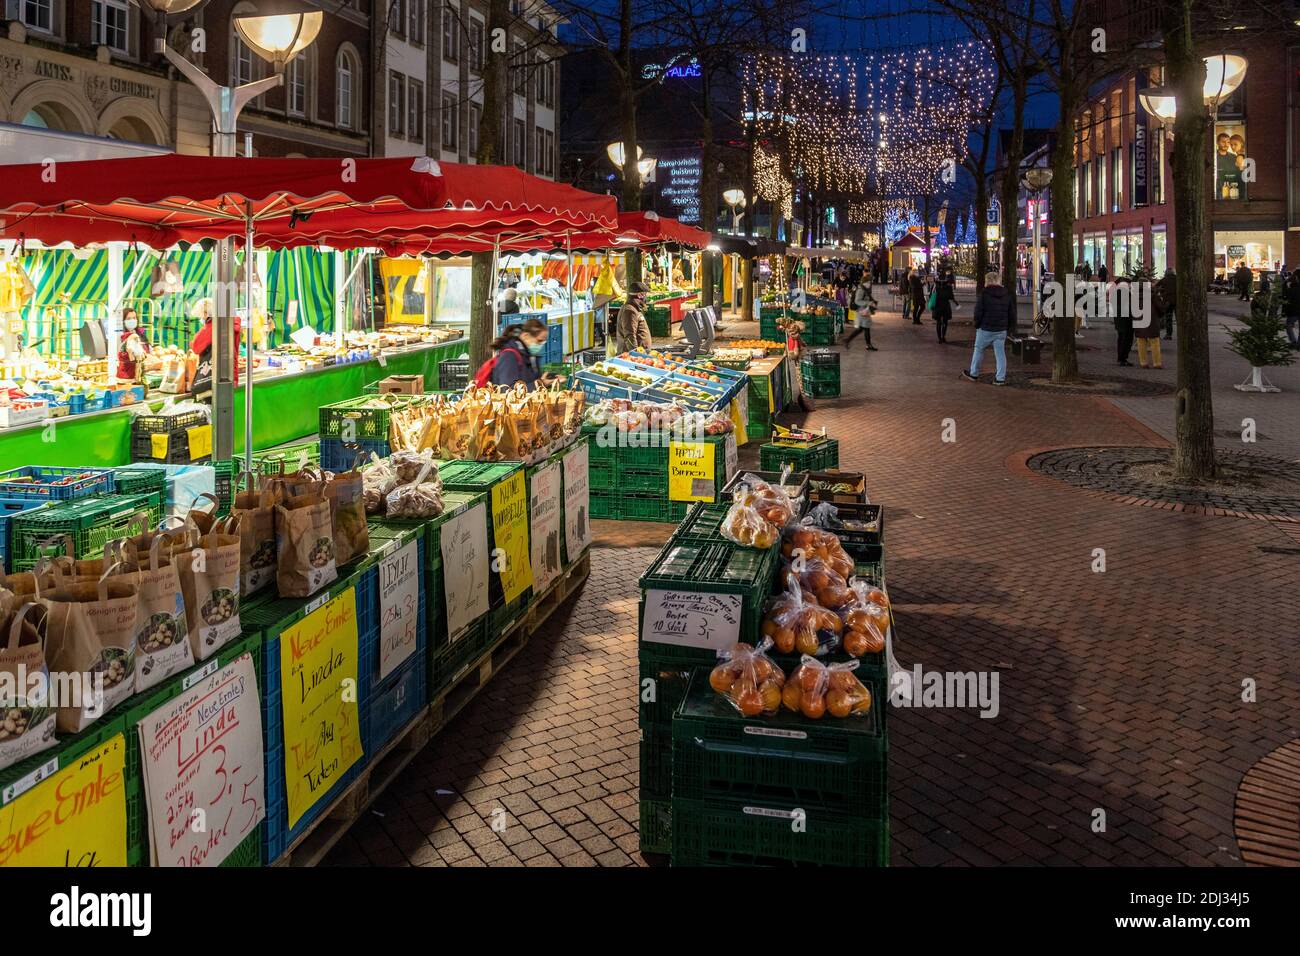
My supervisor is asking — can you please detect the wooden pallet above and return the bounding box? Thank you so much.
[271,550,591,866]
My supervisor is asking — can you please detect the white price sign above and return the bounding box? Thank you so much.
[640,588,742,650]
[378,539,419,680]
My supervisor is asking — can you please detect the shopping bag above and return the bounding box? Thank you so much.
[275,484,337,598]
[0,601,57,771]
[170,522,242,661]
[324,465,370,567]
[231,475,278,596]
[121,532,194,691]
[42,575,139,733]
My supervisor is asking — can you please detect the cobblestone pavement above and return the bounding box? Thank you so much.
[327,298,1300,867]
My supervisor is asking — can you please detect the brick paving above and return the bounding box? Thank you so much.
[326,297,1300,867]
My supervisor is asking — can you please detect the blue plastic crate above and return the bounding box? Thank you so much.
[320,437,390,473]
[574,371,641,403]
[0,497,44,571]
[543,322,564,363]
[0,465,115,501]
[365,649,427,755]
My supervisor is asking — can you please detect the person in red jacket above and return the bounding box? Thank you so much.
[189,299,242,398]
[116,308,150,381]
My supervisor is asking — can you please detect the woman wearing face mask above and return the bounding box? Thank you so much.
[116,308,151,382]
[615,281,652,353]
[487,318,563,390]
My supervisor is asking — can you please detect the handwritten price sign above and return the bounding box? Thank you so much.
[378,540,419,681]
[137,654,264,867]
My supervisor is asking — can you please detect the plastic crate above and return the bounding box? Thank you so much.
[760,439,839,473]
[646,307,672,338]
[319,395,422,442]
[439,358,470,390]
[8,493,159,570]
[806,471,867,505]
[131,427,212,465]
[802,348,840,367]
[639,646,711,732]
[366,649,428,755]
[110,467,167,501]
[131,408,209,434]
[438,459,524,494]
[802,378,841,399]
[671,669,885,818]
[638,538,780,652]
[639,796,673,855]
[0,497,45,572]
[320,437,390,474]
[814,502,884,563]
[428,616,494,696]
[0,465,115,502]
[122,632,264,866]
[641,722,673,800]
[588,456,616,492]
[671,795,888,867]
[719,470,810,504]
[252,440,321,477]
[590,491,618,520]
[212,460,237,516]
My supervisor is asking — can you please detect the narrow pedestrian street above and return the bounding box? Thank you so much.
[327,299,1300,866]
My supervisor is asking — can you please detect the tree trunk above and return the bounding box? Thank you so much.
[468,0,511,369]
[1000,75,1027,294]
[1049,84,1080,382]
[974,174,988,291]
[699,87,717,309]
[1166,0,1216,479]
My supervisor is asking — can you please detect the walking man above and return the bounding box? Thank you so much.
[961,272,1014,385]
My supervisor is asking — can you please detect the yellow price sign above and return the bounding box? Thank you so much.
[279,587,363,829]
[150,433,169,459]
[0,735,128,867]
[490,471,533,604]
[669,441,717,502]
[186,424,213,460]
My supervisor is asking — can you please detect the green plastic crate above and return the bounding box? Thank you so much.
[641,722,673,800]
[620,494,675,522]
[671,669,885,818]
[638,647,709,730]
[252,440,321,477]
[639,796,673,856]
[670,796,888,867]
[590,491,618,520]
[319,395,424,441]
[646,307,672,338]
[759,439,839,473]
[438,459,523,494]
[111,467,167,500]
[428,616,494,696]
[8,492,159,570]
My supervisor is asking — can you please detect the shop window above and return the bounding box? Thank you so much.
[1097,162,1106,220]
[469,17,484,73]
[443,2,460,62]
[1151,228,1167,275]
[441,91,458,150]
[389,71,406,137]
[9,0,53,34]
[336,49,358,129]
[1111,148,1122,213]
[1214,120,1248,201]
[408,78,425,144]
[92,0,130,55]
[1083,162,1092,218]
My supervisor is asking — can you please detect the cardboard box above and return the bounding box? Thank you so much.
[378,374,424,395]
[807,470,867,504]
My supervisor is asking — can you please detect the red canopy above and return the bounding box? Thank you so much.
[0,156,617,249]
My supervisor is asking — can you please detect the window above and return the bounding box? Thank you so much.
[536,58,548,104]
[389,71,406,137]
[547,129,554,175]
[409,0,424,44]
[443,3,460,62]
[513,118,525,167]
[1096,161,1106,219]
[235,37,256,87]
[513,42,527,95]
[408,79,424,143]
[1151,226,1168,274]
[535,128,545,173]
[336,50,356,129]
[1111,147,1122,213]
[1073,167,1081,220]
[1153,133,1165,205]
[92,0,130,54]
[1082,162,1092,217]
[468,18,484,73]
[12,0,52,33]
[391,0,406,38]
[468,103,480,157]
[287,53,308,116]
[441,92,458,149]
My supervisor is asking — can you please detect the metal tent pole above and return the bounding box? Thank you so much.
[244,204,255,472]
[566,233,573,355]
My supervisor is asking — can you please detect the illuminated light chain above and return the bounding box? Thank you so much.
[847,198,916,224]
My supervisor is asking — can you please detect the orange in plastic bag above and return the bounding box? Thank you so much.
[782,655,872,720]
[760,577,842,656]
[839,578,890,657]
[708,638,785,716]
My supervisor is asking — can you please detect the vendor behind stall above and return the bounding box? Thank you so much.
[189,297,242,400]
[116,308,150,382]
[615,282,651,353]
[480,318,564,391]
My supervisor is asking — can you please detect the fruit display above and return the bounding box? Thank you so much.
[720,476,797,549]
[781,525,855,581]
[777,557,853,611]
[657,381,715,402]
[619,351,724,383]
[840,580,890,657]
[782,656,873,720]
[761,578,843,655]
[726,339,785,351]
[708,639,786,716]
[585,362,657,388]
[710,348,760,362]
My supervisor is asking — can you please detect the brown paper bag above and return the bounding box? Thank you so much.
[121,533,194,691]
[0,602,57,771]
[325,467,369,567]
[43,577,139,733]
[170,523,242,661]
[275,486,337,598]
[231,476,278,597]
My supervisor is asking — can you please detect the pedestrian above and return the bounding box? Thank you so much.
[1114,278,1135,366]
[960,272,1014,385]
[479,319,565,390]
[844,277,878,351]
[1157,268,1177,340]
[1135,279,1163,369]
[1097,262,1109,283]
[615,281,652,353]
[1236,263,1252,300]
[933,269,955,342]
[1283,271,1300,349]
[908,268,925,324]
[498,287,521,315]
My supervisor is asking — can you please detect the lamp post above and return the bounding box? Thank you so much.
[132,0,321,463]
[723,188,746,314]
[1021,166,1053,327]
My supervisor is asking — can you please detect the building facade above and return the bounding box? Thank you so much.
[1071,36,1300,279]
[370,0,561,176]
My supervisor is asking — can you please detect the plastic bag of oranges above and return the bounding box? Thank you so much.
[839,579,891,658]
[777,555,855,611]
[708,637,786,717]
[781,656,873,720]
[761,577,843,655]
[781,524,854,581]
[719,488,780,550]
[735,474,798,530]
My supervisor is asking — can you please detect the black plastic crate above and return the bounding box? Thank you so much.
[439,359,469,390]
[130,429,211,465]
[802,348,840,367]
[719,470,810,504]
[131,408,209,434]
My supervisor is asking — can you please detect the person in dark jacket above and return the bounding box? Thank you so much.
[908,269,925,324]
[1097,262,1109,282]
[1236,263,1253,300]
[932,270,955,342]
[1113,278,1135,366]
[961,272,1015,384]
[1156,269,1177,339]
[1284,272,1300,349]
[489,318,562,390]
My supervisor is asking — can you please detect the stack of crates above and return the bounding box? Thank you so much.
[759,303,785,341]
[670,669,888,866]
[109,467,168,517]
[7,492,160,570]
[318,395,424,473]
[800,349,841,398]
[746,369,782,441]
[760,438,840,473]
[585,426,618,518]
[646,304,672,338]
[130,407,213,465]
[586,433,731,523]
[636,517,781,854]
[439,460,532,640]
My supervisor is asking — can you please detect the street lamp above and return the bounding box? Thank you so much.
[723,189,747,314]
[133,0,321,462]
[1137,86,1178,123]
[1020,166,1053,327]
